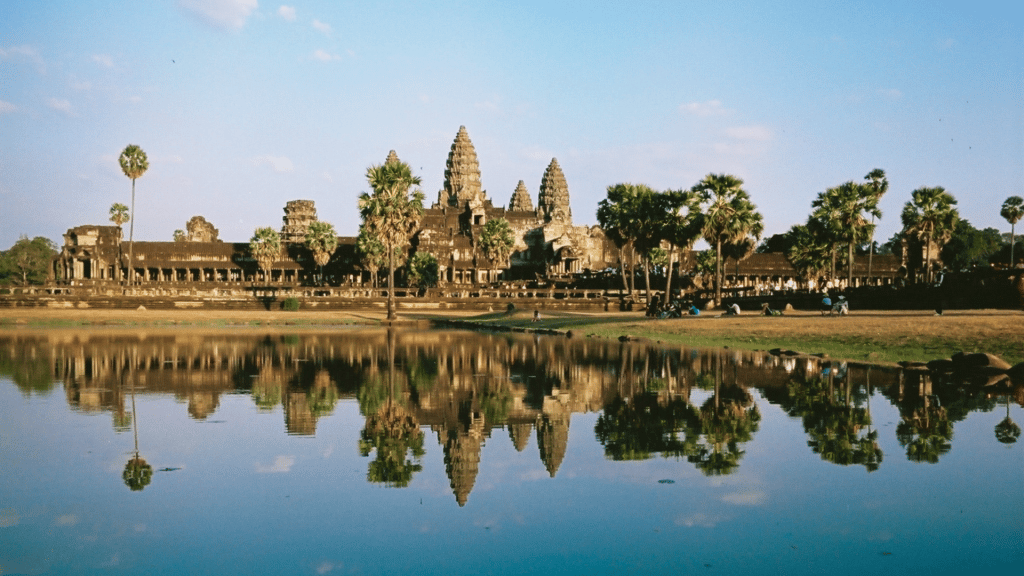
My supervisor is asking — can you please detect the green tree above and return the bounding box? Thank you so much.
[407,252,439,291]
[660,189,704,299]
[787,222,833,283]
[249,227,281,283]
[597,183,646,294]
[941,220,1002,270]
[358,155,425,320]
[1000,195,1023,267]
[109,203,131,281]
[812,181,880,286]
[901,187,959,283]
[0,236,57,285]
[478,217,515,269]
[304,221,338,285]
[863,169,889,281]
[356,226,386,287]
[118,144,148,285]
[172,229,186,242]
[692,174,763,306]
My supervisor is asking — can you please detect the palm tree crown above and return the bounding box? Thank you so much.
[250,227,282,283]
[692,174,763,305]
[901,186,959,282]
[305,221,338,283]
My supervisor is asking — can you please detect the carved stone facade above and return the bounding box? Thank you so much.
[186,216,220,243]
[281,200,318,243]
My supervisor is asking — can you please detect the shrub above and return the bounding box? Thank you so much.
[282,297,300,311]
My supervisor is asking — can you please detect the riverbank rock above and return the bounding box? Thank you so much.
[950,352,1012,372]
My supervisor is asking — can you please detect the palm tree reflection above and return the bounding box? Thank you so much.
[122,369,152,491]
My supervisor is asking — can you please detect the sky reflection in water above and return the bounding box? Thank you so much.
[0,328,1021,575]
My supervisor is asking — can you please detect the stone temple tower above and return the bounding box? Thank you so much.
[537,158,571,224]
[437,126,485,208]
[508,180,534,212]
[280,200,317,243]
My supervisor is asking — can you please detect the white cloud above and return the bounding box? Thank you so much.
[278,5,296,21]
[178,0,258,31]
[0,45,46,73]
[47,98,74,115]
[721,490,767,506]
[674,512,728,527]
[680,100,728,117]
[254,155,294,172]
[54,514,79,526]
[725,125,773,142]
[312,19,332,35]
[0,100,16,114]
[256,455,295,473]
[312,49,340,62]
[92,54,114,68]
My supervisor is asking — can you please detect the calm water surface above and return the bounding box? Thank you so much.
[1,327,1021,575]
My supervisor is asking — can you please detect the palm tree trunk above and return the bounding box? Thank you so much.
[848,241,855,288]
[924,230,933,284]
[664,247,675,300]
[1010,223,1016,267]
[387,245,396,320]
[127,179,136,287]
[643,257,651,303]
[715,239,723,306]
[867,216,875,285]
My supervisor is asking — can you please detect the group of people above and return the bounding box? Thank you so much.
[820,293,849,316]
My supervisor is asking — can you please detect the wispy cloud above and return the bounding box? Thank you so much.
[254,155,295,172]
[312,19,332,35]
[725,124,773,142]
[680,99,729,117]
[92,54,114,68]
[278,5,296,21]
[0,100,16,114]
[312,49,340,62]
[721,490,767,506]
[674,512,728,527]
[54,514,79,526]
[0,45,46,73]
[178,0,258,31]
[256,455,295,473]
[47,97,74,116]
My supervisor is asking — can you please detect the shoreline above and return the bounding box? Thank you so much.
[1,307,1022,366]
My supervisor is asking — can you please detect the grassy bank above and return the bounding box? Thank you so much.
[2,307,1021,366]
[427,309,1024,366]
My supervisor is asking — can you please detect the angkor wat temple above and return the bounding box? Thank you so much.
[47,125,902,308]
[54,126,619,292]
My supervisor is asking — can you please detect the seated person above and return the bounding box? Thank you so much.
[688,304,700,316]
[820,294,832,315]
[724,302,741,315]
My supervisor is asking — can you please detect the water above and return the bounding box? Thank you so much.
[1,328,1021,575]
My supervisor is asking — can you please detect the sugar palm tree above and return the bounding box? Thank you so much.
[109,203,130,281]
[118,144,148,286]
[358,154,425,320]
[356,226,386,287]
[304,221,338,285]
[863,169,888,281]
[1000,195,1023,267]
[249,227,281,284]
[692,174,763,306]
[901,187,959,283]
[813,181,880,287]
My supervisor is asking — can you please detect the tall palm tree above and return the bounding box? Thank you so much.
[692,174,763,306]
[1000,195,1024,267]
[356,226,386,287]
[358,155,425,320]
[787,222,832,284]
[660,189,704,301]
[109,203,130,281]
[118,144,148,286]
[863,169,888,282]
[249,227,281,284]
[304,221,338,285]
[813,181,880,287]
[597,183,645,294]
[901,187,959,283]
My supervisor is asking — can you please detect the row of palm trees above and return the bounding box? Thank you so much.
[112,144,1022,306]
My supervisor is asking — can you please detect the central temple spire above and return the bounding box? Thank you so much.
[438,126,484,207]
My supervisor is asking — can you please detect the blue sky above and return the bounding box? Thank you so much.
[1,0,1021,250]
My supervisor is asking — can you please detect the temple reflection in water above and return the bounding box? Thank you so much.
[1,328,1020,505]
